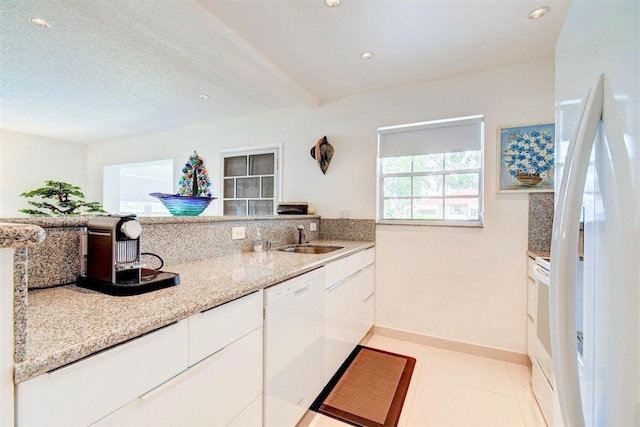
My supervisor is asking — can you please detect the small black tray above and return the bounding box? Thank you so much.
[77,268,180,296]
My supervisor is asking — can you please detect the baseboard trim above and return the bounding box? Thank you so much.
[371,325,531,366]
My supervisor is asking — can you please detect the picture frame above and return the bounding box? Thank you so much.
[497,123,555,193]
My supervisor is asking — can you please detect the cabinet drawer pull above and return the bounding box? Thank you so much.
[141,346,227,401]
[326,279,347,291]
[140,373,182,401]
[294,285,310,296]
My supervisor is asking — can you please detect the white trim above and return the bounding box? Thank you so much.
[218,142,283,216]
[378,114,484,134]
[370,325,530,366]
[376,116,485,226]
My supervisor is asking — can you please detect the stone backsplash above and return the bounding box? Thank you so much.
[320,218,376,242]
[3,215,374,290]
[528,192,554,252]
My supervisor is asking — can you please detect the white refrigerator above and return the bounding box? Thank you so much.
[551,0,639,426]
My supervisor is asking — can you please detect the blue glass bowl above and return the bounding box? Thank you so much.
[150,193,216,216]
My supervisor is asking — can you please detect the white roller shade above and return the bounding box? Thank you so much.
[378,115,483,158]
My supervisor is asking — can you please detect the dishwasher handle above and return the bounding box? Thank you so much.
[294,285,310,296]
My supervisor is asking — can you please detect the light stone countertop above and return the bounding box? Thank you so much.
[0,223,46,248]
[15,240,374,383]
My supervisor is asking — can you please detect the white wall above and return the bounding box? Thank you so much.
[373,62,554,354]
[12,59,552,353]
[86,59,554,353]
[0,129,87,217]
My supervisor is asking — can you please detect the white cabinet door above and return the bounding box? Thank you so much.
[346,271,364,346]
[363,293,375,337]
[361,263,375,337]
[324,249,376,382]
[17,321,188,427]
[526,257,537,363]
[94,327,263,427]
[324,276,350,383]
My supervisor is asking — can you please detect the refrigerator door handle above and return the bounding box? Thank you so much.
[551,74,604,427]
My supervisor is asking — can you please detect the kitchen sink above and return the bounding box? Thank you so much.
[277,245,343,254]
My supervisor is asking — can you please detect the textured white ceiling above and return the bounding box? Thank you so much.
[0,0,571,143]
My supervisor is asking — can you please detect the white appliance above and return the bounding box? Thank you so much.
[263,268,325,426]
[551,1,639,426]
[532,256,566,425]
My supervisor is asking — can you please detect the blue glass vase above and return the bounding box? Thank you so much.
[150,193,216,216]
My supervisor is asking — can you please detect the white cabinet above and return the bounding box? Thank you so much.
[16,321,189,427]
[17,291,263,427]
[346,270,364,346]
[94,328,262,426]
[95,291,263,427]
[188,290,263,366]
[264,268,325,427]
[325,263,351,383]
[362,263,375,335]
[527,256,537,363]
[324,248,375,383]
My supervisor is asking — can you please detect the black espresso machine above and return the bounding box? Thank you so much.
[77,214,179,296]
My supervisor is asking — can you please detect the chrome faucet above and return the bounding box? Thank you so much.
[297,225,305,245]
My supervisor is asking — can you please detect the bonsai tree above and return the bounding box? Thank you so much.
[20,180,107,216]
[178,151,212,197]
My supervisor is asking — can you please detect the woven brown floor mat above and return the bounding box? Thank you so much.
[311,346,416,427]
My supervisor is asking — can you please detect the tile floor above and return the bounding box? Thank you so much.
[300,334,547,427]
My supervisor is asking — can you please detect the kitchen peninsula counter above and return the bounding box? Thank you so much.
[15,240,374,383]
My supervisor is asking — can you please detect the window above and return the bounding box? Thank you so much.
[103,159,174,215]
[220,145,281,216]
[377,115,484,226]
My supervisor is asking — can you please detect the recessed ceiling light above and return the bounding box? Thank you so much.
[528,6,550,19]
[324,0,341,7]
[360,52,374,60]
[29,16,51,28]
[199,94,209,100]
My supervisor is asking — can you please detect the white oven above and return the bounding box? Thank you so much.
[532,257,563,426]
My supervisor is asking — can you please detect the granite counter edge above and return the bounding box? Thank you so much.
[14,241,374,383]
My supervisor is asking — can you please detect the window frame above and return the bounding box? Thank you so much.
[219,143,282,216]
[376,115,484,227]
[103,158,174,216]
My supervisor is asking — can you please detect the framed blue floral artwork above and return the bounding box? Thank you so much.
[498,123,555,193]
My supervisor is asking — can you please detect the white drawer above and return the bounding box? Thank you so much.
[94,327,263,427]
[97,328,262,426]
[16,320,188,427]
[325,257,348,287]
[346,251,364,276]
[362,247,375,267]
[532,360,554,426]
[188,290,262,366]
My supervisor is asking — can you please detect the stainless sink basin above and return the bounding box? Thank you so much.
[277,245,343,254]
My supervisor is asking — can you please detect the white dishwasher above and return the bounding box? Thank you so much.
[263,267,325,427]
